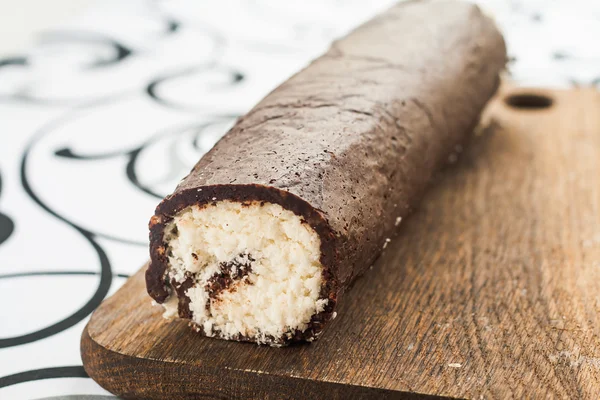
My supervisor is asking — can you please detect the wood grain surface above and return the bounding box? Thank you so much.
[81,87,600,399]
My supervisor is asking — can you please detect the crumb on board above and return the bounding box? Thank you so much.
[448,363,462,368]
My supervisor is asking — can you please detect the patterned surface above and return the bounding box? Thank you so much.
[0,0,598,398]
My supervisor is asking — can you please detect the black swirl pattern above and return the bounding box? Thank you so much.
[0,366,88,388]
[39,31,133,68]
[0,32,134,105]
[0,171,14,247]
[0,56,27,68]
[0,213,13,247]
[53,117,237,201]
[0,106,113,349]
[146,65,244,111]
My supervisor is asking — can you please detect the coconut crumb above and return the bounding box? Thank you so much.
[162,200,326,343]
[161,295,179,319]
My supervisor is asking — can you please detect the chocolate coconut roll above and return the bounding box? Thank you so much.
[147,0,506,345]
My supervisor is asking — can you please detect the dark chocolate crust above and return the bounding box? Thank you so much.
[147,0,507,345]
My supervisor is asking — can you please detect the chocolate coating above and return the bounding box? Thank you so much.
[147,0,507,345]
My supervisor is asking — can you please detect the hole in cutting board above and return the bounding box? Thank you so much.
[505,93,553,110]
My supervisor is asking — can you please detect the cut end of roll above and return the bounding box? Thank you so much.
[159,200,329,344]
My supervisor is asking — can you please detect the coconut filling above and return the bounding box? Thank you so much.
[162,200,328,342]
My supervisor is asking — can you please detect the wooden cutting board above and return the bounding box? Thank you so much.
[81,86,600,399]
